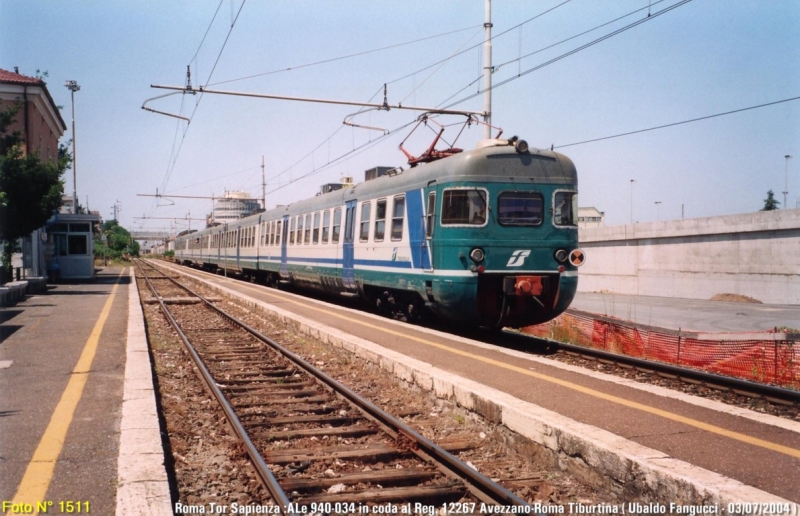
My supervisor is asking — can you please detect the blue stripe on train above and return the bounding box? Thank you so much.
[405,188,430,270]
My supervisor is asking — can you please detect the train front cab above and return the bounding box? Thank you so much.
[427,179,582,328]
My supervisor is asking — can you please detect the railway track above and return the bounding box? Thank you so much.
[135,259,529,513]
[161,258,798,413]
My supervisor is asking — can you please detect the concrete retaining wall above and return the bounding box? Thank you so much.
[578,209,800,304]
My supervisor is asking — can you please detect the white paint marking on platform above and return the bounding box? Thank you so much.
[0,360,13,369]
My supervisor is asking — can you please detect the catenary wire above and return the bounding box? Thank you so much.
[157,0,247,201]
[208,25,482,87]
[441,0,693,111]
[554,95,800,149]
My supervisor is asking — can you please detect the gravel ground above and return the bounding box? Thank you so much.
[137,272,620,507]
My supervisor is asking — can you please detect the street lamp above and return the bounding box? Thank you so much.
[785,155,793,209]
[655,201,662,221]
[65,80,80,214]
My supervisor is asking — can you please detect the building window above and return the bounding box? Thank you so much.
[68,235,88,255]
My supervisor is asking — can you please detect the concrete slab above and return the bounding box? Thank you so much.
[570,291,800,332]
[115,268,172,516]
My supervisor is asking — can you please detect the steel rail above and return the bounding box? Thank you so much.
[158,258,799,404]
[143,259,529,508]
[135,262,297,515]
[550,339,800,404]
[507,324,800,404]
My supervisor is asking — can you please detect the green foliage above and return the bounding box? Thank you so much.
[94,219,139,260]
[0,104,69,274]
[164,250,175,259]
[761,190,780,211]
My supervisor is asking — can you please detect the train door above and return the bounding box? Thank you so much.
[280,215,289,278]
[235,228,241,271]
[342,200,357,290]
[423,183,437,272]
[218,225,224,264]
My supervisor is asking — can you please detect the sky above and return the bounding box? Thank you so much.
[2,0,798,235]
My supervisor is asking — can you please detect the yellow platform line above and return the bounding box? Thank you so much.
[12,279,120,512]
[227,277,800,460]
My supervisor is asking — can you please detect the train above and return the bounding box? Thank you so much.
[174,134,583,329]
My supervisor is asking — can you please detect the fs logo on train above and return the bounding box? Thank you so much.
[507,250,531,267]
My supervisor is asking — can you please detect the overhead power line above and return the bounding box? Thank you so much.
[209,25,482,87]
[554,95,800,149]
[442,0,693,110]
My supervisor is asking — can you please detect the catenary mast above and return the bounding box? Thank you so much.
[482,0,493,138]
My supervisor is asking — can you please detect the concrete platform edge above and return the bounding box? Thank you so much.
[177,267,791,505]
[115,268,173,515]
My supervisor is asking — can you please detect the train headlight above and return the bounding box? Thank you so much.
[469,248,485,263]
[515,139,529,154]
[554,249,568,263]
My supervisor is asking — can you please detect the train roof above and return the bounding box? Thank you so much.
[185,140,577,234]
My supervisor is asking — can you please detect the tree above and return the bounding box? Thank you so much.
[0,104,70,277]
[761,190,780,211]
[94,220,139,260]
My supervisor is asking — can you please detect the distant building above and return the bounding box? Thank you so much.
[578,207,605,229]
[206,191,261,226]
[0,68,66,161]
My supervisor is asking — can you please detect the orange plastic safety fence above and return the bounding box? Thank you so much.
[523,312,799,389]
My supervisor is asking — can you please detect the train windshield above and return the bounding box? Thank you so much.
[441,188,487,225]
[498,192,543,226]
[553,191,578,226]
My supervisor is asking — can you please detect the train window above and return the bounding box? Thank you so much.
[322,210,330,244]
[374,199,386,242]
[553,191,577,227]
[332,208,342,243]
[391,196,405,241]
[359,202,371,242]
[498,192,543,226]
[313,212,321,244]
[304,214,311,244]
[441,188,487,225]
[269,221,275,246]
[276,221,282,246]
[426,192,436,237]
[290,217,297,245]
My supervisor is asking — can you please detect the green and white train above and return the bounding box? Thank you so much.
[174,137,584,328]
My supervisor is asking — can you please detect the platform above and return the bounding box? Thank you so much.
[571,291,800,333]
[157,261,800,504]
[0,268,170,515]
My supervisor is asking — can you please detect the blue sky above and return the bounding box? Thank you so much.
[2,0,798,233]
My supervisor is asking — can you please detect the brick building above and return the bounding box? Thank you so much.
[0,68,98,282]
[0,67,67,161]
